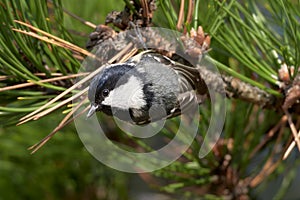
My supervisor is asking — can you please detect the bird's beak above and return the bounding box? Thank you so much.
[86,104,99,118]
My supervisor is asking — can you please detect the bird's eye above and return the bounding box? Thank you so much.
[102,89,110,97]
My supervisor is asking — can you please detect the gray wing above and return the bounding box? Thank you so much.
[141,53,206,121]
[129,52,206,125]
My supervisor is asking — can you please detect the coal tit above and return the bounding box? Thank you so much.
[87,51,204,125]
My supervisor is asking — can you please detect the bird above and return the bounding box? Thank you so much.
[86,51,205,125]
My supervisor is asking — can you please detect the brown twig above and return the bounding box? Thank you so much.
[177,0,185,31]
[182,0,195,34]
[249,115,287,159]
[141,0,149,19]
[249,121,285,187]
[186,0,194,23]
[197,67,278,108]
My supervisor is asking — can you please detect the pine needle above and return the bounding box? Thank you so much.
[12,21,95,58]
[18,42,134,124]
[28,97,88,153]
[0,73,88,92]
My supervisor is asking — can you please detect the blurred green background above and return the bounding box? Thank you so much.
[0,116,129,199]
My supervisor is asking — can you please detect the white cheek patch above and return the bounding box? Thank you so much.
[102,76,147,110]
